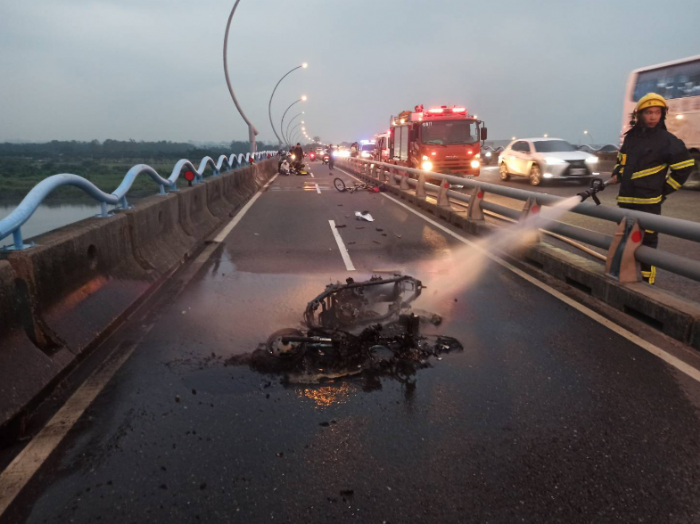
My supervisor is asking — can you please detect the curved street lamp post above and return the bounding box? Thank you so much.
[224,0,258,154]
[280,97,306,147]
[268,63,307,147]
[284,114,304,145]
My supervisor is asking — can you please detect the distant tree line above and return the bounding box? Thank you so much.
[0,139,277,160]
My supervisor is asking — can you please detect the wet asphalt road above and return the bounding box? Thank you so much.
[3,163,700,523]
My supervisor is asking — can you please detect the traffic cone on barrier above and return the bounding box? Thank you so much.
[606,217,643,283]
[436,181,451,207]
[416,172,427,199]
[519,197,541,244]
[519,197,540,221]
[467,186,485,221]
[400,173,410,190]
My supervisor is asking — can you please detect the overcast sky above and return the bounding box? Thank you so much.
[1,0,699,145]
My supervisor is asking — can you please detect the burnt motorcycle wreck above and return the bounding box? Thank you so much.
[238,275,463,384]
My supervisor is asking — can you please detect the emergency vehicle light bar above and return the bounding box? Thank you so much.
[426,106,468,116]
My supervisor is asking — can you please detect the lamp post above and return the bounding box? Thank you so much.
[288,123,303,143]
[280,96,307,147]
[584,130,595,144]
[284,113,304,145]
[268,63,307,147]
[223,0,258,154]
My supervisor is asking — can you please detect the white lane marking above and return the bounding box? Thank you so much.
[309,172,315,178]
[0,339,140,516]
[0,173,279,517]
[315,183,321,194]
[214,174,278,243]
[329,220,356,271]
[335,165,700,384]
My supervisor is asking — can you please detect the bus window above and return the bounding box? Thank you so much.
[633,59,700,101]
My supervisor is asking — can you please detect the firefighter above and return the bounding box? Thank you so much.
[610,92,695,284]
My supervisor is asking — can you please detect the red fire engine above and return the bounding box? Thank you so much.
[388,104,487,177]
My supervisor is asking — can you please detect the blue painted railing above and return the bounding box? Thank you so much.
[0,151,275,251]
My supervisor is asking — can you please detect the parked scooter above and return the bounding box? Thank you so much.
[322,154,330,165]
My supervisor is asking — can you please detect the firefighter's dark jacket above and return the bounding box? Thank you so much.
[612,125,695,205]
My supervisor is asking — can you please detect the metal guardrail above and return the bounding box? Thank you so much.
[0,151,276,251]
[340,157,700,283]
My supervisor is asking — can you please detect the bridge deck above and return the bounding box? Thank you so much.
[3,163,700,523]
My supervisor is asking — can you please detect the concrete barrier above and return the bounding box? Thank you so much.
[121,192,197,274]
[0,261,75,440]
[204,177,231,219]
[0,158,277,439]
[176,182,220,240]
[221,169,249,209]
[4,214,155,356]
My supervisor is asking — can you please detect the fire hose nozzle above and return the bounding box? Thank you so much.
[577,178,608,205]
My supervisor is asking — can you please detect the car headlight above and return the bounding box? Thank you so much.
[545,158,566,165]
[291,154,296,160]
[485,152,492,157]
[470,160,480,169]
[421,160,433,171]
[361,151,371,158]
[585,156,599,164]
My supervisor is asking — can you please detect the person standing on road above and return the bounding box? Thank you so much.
[327,144,336,170]
[610,93,695,284]
[292,142,304,171]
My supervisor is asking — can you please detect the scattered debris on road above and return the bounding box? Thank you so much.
[355,211,374,222]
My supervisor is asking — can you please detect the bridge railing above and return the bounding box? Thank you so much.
[340,157,700,284]
[0,151,276,251]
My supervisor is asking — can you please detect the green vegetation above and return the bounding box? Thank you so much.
[0,139,275,200]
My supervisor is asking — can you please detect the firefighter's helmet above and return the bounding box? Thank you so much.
[636,93,668,112]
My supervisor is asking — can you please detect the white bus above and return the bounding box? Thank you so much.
[622,55,700,188]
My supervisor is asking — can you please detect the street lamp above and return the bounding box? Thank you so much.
[284,112,304,145]
[543,133,549,138]
[583,130,595,144]
[223,0,258,154]
[280,96,307,147]
[289,123,303,142]
[268,63,308,147]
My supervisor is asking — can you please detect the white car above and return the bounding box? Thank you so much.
[499,138,600,186]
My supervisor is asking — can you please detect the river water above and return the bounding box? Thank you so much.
[0,200,111,245]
